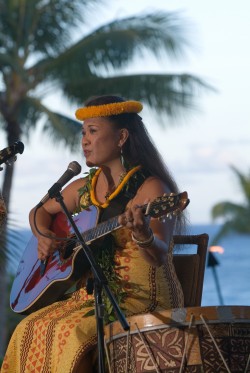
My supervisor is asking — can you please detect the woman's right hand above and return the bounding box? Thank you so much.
[36,229,57,261]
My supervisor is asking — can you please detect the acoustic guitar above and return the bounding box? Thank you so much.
[10,192,189,314]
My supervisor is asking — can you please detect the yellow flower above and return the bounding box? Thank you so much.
[80,192,91,209]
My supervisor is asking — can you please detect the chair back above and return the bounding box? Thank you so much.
[173,233,209,307]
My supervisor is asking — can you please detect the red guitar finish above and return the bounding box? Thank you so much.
[10,205,99,314]
[10,192,189,314]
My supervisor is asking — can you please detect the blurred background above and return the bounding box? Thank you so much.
[1,0,250,360]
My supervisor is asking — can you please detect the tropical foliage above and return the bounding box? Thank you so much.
[211,165,250,243]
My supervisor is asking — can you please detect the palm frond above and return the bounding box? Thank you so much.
[76,11,190,70]
[0,219,27,272]
[62,73,212,121]
[31,11,190,79]
[211,201,246,220]
[230,165,250,202]
[0,53,20,70]
[210,165,250,242]
[0,0,103,56]
[211,217,250,245]
[43,112,82,151]
[26,96,81,150]
[210,221,234,245]
[13,97,44,136]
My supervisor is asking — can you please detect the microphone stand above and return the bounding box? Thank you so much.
[53,191,130,373]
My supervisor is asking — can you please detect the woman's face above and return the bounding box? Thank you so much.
[82,117,122,167]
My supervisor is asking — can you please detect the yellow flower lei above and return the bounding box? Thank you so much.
[90,165,141,208]
[75,101,143,121]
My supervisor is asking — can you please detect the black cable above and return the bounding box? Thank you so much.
[33,205,80,245]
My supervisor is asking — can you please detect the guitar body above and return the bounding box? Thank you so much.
[10,192,189,314]
[10,206,99,314]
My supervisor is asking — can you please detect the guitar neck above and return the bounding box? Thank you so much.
[83,215,121,243]
[80,192,188,244]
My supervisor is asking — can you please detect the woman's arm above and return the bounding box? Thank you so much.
[29,178,85,260]
[119,177,176,267]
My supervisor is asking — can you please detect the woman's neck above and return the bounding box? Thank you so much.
[96,161,126,200]
[101,165,126,190]
[100,159,126,184]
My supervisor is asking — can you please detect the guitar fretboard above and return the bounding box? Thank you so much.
[80,194,184,244]
[83,215,121,243]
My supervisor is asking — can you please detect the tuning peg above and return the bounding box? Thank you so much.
[173,208,181,216]
[153,208,160,215]
[158,212,173,222]
[158,216,166,222]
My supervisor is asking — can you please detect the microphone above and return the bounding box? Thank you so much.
[37,161,82,207]
[38,161,81,276]
[0,141,24,165]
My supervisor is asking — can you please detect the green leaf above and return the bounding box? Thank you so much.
[210,165,250,243]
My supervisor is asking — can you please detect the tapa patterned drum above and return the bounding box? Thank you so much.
[105,306,250,373]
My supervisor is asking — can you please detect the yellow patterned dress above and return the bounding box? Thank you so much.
[1,178,184,373]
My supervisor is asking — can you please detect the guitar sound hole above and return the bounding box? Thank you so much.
[61,236,77,259]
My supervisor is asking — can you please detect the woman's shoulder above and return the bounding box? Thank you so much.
[69,168,98,190]
[131,176,171,206]
[142,175,171,192]
[68,176,88,190]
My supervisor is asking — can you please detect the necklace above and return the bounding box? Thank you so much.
[104,171,126,199]
[90,165,141,208]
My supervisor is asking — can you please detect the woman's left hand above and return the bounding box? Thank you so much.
[118,202,152,242]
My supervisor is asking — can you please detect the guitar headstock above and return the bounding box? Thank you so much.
[145,191,189,220]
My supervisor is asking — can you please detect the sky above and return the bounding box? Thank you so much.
[1,0,250,229]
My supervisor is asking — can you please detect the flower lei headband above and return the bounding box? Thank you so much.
[75,100,143,121]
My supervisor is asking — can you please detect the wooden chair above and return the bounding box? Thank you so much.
[173,233,209,307]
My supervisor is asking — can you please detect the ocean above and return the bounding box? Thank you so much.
[191,224,250,307]
[7,224,250,307]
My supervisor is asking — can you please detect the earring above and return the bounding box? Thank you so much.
[120,147,125,168]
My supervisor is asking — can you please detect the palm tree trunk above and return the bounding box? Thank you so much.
[0,228,9,358]
[0,122,20,358]
[0,162,16,358]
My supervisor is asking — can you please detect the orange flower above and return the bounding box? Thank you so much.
[90,165,141,208]
[75,101,143,120]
